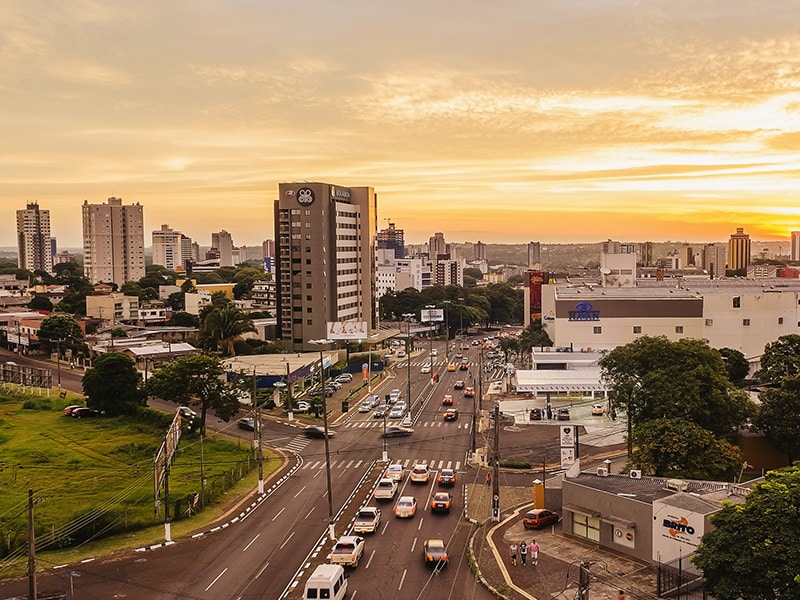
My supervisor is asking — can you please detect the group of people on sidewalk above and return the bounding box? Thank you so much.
[509,539,539,567]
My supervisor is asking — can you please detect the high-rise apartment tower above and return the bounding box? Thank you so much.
[728,227,751,272]
[16,202,53,274]
[274,182,377,351]
[82,197,145,286]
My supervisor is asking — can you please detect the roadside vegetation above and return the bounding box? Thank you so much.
[0,388,277,575]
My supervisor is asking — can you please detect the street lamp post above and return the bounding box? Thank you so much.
[442,300,451,360]
[402,314,414,416]
[309,339,336,541]
[458,297,465,341]
[424,305,435,380]
[55,338,65,389]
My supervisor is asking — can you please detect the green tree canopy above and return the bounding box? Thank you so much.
[755,374,800,463]
[754,334,800,384]
[693,465,800,600]
[718,347,751,384]
[145,354,240,435]
[27,295,54,312]
[38,313,83,347]
[81,352,144,415]
[198,302,256,357]
[599,336,755,440]
[629,418,742,479]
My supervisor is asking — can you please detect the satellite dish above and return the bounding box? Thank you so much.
[599,267,611,274]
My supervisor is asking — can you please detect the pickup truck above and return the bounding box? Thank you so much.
[353,507,382,533]
[373,477,398,500]
[327,535,365,567]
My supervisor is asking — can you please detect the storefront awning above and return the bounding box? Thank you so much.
[563,503,600,518]
[601,515,636,529]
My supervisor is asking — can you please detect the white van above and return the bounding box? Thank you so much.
[303,563,348,599]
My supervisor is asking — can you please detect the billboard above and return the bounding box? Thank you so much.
[528,270,545,322]
[421,308,444,322]
[327,320,369,340]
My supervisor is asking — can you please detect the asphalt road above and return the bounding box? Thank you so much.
[0,339,512,599]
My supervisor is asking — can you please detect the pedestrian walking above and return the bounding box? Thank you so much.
[617,592,626,600]
[519,541,528,565]
[486,472,491,486]
[510,543,518,566]
[530,539,539,565]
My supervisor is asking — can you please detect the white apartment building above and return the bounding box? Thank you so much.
[211,230,234,267]
[17,202,53,274]
[375,249,428,296]
[82,197,145,286]
[152,224,192,271]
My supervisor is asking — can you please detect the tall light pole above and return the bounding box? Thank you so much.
[442,300,451,360]
[253,367,265,494]
[309,339,336,541]
[424,304,435,380]
[401,313,414,415]
[458,297,465,341]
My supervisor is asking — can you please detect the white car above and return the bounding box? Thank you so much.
[396,350,407,358]
[358,401,373,413]
[591,403,606,416]
[353,507,382,534]
[385,463,405,482]
[410,464,431,484]
[420,364,431,374]
[388,407,404,419]
[327,535,365,567]
[401,414,413,427]
[430,348,438,356]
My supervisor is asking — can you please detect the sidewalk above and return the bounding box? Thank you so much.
[466,483,659,600]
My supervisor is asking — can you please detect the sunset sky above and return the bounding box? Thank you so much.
[4,1,800,248]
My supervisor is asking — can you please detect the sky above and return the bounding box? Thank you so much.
[4,1,800,249]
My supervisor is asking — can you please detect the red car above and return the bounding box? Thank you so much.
[522,508,560,529]
[442,394,454,406]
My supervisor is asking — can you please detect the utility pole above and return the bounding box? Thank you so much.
[492,402,500,521]
[578,560,592,599]
[27,489,37,600]
[255,368,264,494]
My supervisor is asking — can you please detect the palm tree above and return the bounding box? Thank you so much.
[199,303,256,356]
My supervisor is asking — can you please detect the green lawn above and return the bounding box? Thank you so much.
[0,389,280,574]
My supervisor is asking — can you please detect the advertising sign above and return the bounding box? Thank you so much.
[327,320,368,340]
[651,499,706,562]
[560,447,576,469]
[421,308,444,322]
[559,425,575,448]
[528,270,544,321]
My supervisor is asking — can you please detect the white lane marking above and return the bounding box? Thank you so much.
[272,507,286,521]
[205,567,227,591]
[242,533,260,552]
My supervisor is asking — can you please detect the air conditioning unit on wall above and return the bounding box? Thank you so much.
[596,466,608,477]
[630,469,642,479]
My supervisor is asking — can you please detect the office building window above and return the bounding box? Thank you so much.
[733,296,741,308]
[593,327,602,334]
[743,319,750,326]
[633,326,641,334]
[675,326,683,334]
[571,514,600,542]
[705,319,713,326]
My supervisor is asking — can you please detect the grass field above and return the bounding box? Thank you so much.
[0,388,280,575]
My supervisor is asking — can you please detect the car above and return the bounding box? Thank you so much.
[382,425,414,437]
[373,407,386,418]
[237,417,255,430]
[409,464,431,483]
[63,404,84,416]
[327,381,342,390]
[358,401,373,413]
[373,478,399,500]
[529,407,543,421]
[401,414,413,427]
[420,364,431,374]
[447,363,457,372]
[430,492,453,513]
[364,394,379,407]
[455,353,464,360]
[385,463,405,482]
[423,538,448,567]
[430,348,438,356]
[437,468,457,486]
[396,350,406,358]
[389,389,402,402]
[463,386,475,398]
[441,394,454,406]
[335,373,353,384]
[394,496,418,518]
[443,408,458,421]
[460,344,470,350]
[591,403,606,416]
[522,508,561,529]
[472,339,480,346]
[557,408,571,421]
[178,406,197,418]
[459,361,469,371]
[327,535,365,567]
[393,400,407,411]
[295,401,310,413]
[71,407,102,418]
[453,380,465,390]
[353,507,382,533]
[304,425,336,438]
[388,407,404,419]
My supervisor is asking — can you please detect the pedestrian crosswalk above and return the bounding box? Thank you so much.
[299,457,463,472]
[343,419,471,431]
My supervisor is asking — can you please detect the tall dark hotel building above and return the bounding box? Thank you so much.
[274,182,378,351]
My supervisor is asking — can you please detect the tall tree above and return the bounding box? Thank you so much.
[82,352,144,415]
[629,418,742,479]
[37,314,83,353]
[198,303,255,357]
[718,347,751,384]
[599,336,755,440]
[693,465,800,600]
[145,354,240,435]
[754,334,800,384]
[755,374,800,463]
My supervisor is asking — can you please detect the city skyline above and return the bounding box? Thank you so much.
[4,2,800,247]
